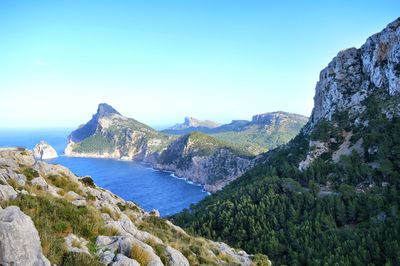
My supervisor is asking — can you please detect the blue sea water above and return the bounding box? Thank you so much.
[0,128,208,216]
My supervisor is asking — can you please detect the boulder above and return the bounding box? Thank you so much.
[0,185,17,201]
[112,254,140,266]
[64,233,90,254]
[165,246,189,266]
[0,206,51,266]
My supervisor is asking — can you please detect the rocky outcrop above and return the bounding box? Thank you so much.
[251,111,308,125]
[0,206,51,266]
[155,132,253,192]
[33,141,58,160]
[308,18,400,130]
[299,18,400,169]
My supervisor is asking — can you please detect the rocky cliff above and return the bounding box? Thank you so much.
[300,17,400,168]
[0,147,258,265]
[33,141,58,160]
[155,132,254,192]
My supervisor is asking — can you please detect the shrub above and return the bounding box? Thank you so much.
[130,244,152,265]
[61,252,103,266]
[21,167,39,181]
[80,176,95,187]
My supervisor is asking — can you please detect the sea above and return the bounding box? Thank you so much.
[0,128,208,216]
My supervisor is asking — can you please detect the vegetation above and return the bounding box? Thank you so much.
[130,244,152,265]
[159,131,253,169]
[211,120,306,155]
[0,194,112,265]
[171,92,400,265]
[138,216,252,265]
[73,133,114,153]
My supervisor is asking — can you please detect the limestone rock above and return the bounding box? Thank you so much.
[307,18,400,131]
[33,141,58,160]
[112,254,140,266]
[64,233,90,254]
[0,185,17,201]
[165,246,189,266]
[0,206,50,266]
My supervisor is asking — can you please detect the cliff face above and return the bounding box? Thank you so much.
[300,18,400,169]
[0,148,257,265]
[308,18,400,130]
[155,132,253,192]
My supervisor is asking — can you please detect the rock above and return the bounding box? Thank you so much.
[0,185,17,201]
[96,235,163,266]
[307,18,400,131]
[64,233,90,254]
[33,141,58,160]
[150,209,160,217]
[165,246,189,266]
[0,206,51,266]
[112,254,140,266]
[30,177,48,190]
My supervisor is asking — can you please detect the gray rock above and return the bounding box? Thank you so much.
[64,233,90,254]
[112,254,140,266]
[30,177,48,190]
[0,185,17,201]
[307,18,400,131]
[0,206,51,266]
[165,246,189,266]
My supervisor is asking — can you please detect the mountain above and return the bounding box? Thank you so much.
[163,112,308,155]
[171,18,400,265]
[163,117,221,134]
[211,112,308,154]
[155,132,254,192]
[66,105,254,192]
[0,147,267,265]
[65,103,175,161]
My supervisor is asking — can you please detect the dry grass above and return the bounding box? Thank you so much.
[130,244,152,265]
[100,206,121,220]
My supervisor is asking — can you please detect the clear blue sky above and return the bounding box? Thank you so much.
[1,1,399,128]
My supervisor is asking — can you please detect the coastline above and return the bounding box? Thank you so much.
[63,152,213,194]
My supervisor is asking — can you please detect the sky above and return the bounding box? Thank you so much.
[0,1,399,129]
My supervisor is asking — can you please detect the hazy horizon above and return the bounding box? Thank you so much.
[1,1,399,128]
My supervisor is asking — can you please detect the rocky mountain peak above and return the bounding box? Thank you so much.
[251,111,307,125]
[96,103,121,118]
[307,17,400,131]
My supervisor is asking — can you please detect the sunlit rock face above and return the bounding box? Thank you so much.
[33,141,58,160]
[307,18,400,131]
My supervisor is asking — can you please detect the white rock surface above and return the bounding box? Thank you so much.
[0,206,51,266]
[0,184,17,201]
[64,233,90,254]
[112,254,140,266]
[307,18,400,131]
[33,141,58,160]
